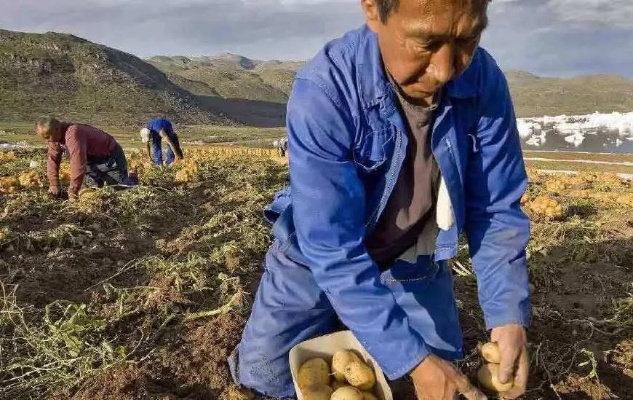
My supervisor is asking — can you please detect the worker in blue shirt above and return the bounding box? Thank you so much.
[139,118,184,165]
[229,1,531,400]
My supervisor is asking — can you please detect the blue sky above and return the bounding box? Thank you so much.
[1,0,632,77]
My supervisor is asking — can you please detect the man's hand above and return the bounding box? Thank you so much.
[48,189,68,200]
[48,188,60,199]
[411,354,487,400]
[490,324,529,399]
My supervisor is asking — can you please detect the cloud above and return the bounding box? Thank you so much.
[483,0,633,77]
[0,0,631,77]
[545,0,633,29]
[0,0,363,60]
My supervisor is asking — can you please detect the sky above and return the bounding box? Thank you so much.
[1,0,632,77]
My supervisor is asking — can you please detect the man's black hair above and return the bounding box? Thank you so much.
[375,0,490,23]
[375,0,400,23]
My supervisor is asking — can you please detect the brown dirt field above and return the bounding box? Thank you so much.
[524,151,633,163]
[1,149,632,400]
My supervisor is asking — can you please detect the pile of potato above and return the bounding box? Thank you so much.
[298,350,379,400]
[18,170,42,189]
[175,161,199,183]
[526,195,564,220]
[545,179,568,194]
[0,176,20,194]
[477,342,514,393]
[0,151,17,163]
[0,171,43,195]
[616,193,633,207]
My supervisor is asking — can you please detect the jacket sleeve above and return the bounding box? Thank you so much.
[46,141,63,192]
[287,77,430,380]
[464,54,531,330]
[66,127,88,197]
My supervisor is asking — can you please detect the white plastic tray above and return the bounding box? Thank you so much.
[289,330,393,400]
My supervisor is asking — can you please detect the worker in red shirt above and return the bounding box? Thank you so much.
[35,116,137,200]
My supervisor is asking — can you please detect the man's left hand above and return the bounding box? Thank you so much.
[490,324,529,399]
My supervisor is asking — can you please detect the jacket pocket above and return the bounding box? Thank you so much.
[353,128,395,173]
[380,256,440,292]
[263,189,312,267]
[263,186,291,225]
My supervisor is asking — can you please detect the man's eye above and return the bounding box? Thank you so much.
[413,40,440,52]
[457,36,479,46]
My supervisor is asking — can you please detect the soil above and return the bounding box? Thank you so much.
[71,313,244,400]
[2,152,631,400]
[70,253,633,400]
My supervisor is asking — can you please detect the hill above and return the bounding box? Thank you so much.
[146,54,301,103]
[1,28,631,129]
[150,55,633,119]
[0,29,227,127]
[0,31,286,128]
[505,71,633,117]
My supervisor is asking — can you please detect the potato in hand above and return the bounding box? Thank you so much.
[477,363,514,392]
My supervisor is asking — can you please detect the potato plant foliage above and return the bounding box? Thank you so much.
[0,148,631,399]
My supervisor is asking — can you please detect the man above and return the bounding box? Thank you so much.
[36,116,137,200]
[230,1,531,399]
[278,137,289,157]
[140,117,184,165]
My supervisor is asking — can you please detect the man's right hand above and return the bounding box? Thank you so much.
[411,354,487,400]
[48,189,68,200]
[48,187,60,198]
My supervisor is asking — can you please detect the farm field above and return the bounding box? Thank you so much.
[0,122,287,150]
[523,151,633,164]
[0,147,632,400]
[3,124,633,176]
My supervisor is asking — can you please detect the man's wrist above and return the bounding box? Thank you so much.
[408,351,433,378]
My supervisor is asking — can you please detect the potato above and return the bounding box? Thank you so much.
[332,350,361,382]
[301,384,333,400]
[332,379,347,391]
[477,363,514,392]
[331,386,363,400]
[362,391,379,400]
[344,361,376,390]
[298,358,330,389]
[480,342,501,364]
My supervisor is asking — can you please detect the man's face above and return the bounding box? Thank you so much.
[363,0,488,105]
[35,125,48,140]
[36,124,61,141]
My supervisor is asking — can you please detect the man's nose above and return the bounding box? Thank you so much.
[427,43,456,86]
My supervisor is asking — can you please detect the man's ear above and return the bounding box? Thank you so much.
[361,0,382,33]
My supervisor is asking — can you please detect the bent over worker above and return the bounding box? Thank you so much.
[278,137,289,158]
[229,1,531,399]
[140,117,184,165]
[36,116,137,200]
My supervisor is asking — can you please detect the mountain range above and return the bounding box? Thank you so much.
[1,29,632,128]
